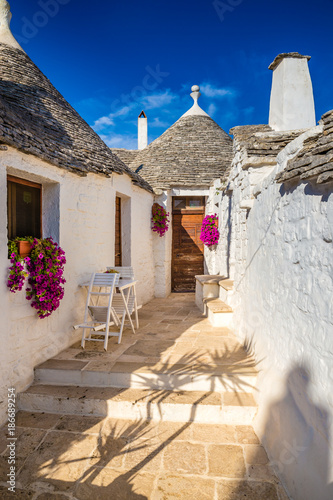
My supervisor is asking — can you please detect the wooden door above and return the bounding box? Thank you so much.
[115,197,122,266]
[172,197,205,292]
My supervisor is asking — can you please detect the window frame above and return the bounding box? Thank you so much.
[172,196,205,214]
[7,175,42,240]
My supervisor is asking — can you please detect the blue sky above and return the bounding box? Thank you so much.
[10,0,333,149]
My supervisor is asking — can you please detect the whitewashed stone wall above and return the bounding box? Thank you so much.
[153,191,172,298]
[215,128,333,500]
[204,180,223,275]
[0,148,154,425]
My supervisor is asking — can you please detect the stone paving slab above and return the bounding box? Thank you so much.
[0,411,288,499]
[33,294,257,392]
[10,294,289,498]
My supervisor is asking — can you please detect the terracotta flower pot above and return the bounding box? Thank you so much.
[17,240,32,258]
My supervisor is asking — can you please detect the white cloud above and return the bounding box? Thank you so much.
[112,105,133,118]
[150,117,170,128]
[200,83,234,98]
[142,90,176,110]
[92,116,114,131]
[243,106,255,116]
[101,133,138,150]
[208,103,217,117]
[92,104,135,131]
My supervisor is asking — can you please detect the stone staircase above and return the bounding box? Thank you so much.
[196,275,235,327]
[12,294,291,499]
[18,293,257,426]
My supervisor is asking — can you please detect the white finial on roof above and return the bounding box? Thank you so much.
[0,1,25,51]
[181,85,210,118]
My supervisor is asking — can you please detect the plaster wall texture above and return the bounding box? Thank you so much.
[0,148,154,425]
[153,191,172,297]
[204,179,223,276]
[215,130,333,499]
[269,57,316,131]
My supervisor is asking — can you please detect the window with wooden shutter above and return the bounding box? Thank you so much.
[7,175,42,240]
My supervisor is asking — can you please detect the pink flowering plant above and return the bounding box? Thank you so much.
[200,214,219,246]
[7,238,31,293]
[151,203,170,237]
[7,250,27,293]
[7,237,66,319]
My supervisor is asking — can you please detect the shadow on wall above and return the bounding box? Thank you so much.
[262,365,333,500]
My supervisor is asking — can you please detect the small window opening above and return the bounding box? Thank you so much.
[7,175,42,240]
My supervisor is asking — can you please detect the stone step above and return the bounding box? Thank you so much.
[18,384,258,425]
[206,299,233,327]
[195,274,224,312]
[219,279,234,303]
[34,358,257,393]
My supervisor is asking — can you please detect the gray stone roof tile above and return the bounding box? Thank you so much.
[276,110,333,184]
[0,43,152,192]
[125,115,232,189]
[230,125,304,168]
[111,148,139,166]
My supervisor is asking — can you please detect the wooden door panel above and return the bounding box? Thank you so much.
[172,209,204,292]
[115,197,122,266]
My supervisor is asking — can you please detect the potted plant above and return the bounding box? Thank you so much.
[8,236,33,258]
[17,240,32,258]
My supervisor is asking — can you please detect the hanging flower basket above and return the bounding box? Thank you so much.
[151,203,170,237]
[200,214,219,247]
[7,237,66,319]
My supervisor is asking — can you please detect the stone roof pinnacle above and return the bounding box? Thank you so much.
[0,0,24,51]
[181,85,210,118]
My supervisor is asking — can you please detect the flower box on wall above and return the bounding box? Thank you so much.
[17,240,32,258]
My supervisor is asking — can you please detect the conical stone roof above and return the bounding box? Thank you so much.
[0,40,152,191]
[128,112,233,189]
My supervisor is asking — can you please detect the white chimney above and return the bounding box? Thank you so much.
[269,52,316,131]
[138,110,148,150]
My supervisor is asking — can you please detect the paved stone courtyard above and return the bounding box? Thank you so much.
[0,294,289,499]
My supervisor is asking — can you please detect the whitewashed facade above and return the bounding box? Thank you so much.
[0,146,155,425]
[206,124,333,500]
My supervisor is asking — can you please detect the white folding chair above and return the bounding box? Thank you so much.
[107,266,139,330]
[74,272,120,350]
[107,266,135,280]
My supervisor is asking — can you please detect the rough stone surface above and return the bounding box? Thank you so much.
[0,411,287,498]
[0,295,289,499]
[214,118,333,500]
[229,125,304,169]
[111,148,139,165]
[277,109,333,184]
[268,52,311,71]
[124,115,233,189]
